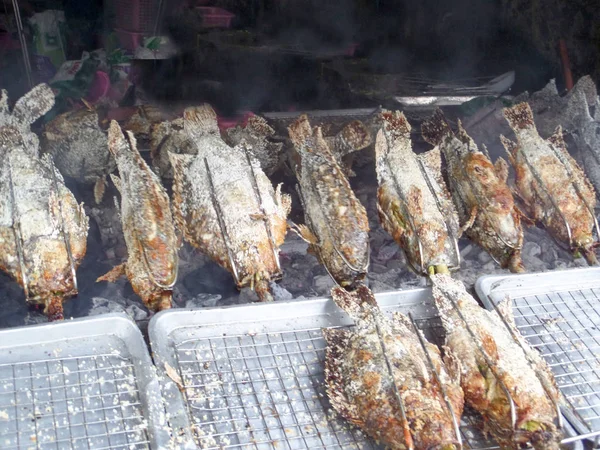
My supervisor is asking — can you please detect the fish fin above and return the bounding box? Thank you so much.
[496,295,517,330]
[287,114,314,150]
[500,135,518,166]
[503,102,535,131]
[110,173,122,194]
[458,206,478,237]
[107,120,132,159]
[418,147,442,174]
[330,284,378,318]
[94,176,106,204]
[246,115,275,136]
[494,157,510,183]
[183,105,220,138]
[322,327,364,427]
[456,119,476,147]
[442,346,462,385]
[514,203,535,226]
[11,83,55,127]
[96,263,127,283]
[290,223,319,245]
[275,183,292,217]
[421,108,453,146]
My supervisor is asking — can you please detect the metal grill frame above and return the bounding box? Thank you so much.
[476,267,600,447]
[150,288,583,450]
[0,313,170,449]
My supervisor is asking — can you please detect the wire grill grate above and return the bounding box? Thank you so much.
[174,318,499,450]
[509,287,600,437]
[0,353,150,450]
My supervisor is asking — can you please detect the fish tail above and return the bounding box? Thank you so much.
[503,102,535,131]
[11,83,55,126]
[380,110,411,138]
[331,284,378,318]
[287,114,313,149]
[183,104,220,137]
[336,119,372,152]
[421,108,453,146]
[107,120,134,159]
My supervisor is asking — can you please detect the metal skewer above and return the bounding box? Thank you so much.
[48,156,78,293]
[243,146,281,275]
[408,312,463,449]
[6,156,30,300]
[204,158,240,285]
[416,158,461,271]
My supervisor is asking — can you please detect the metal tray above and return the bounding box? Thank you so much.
[475,267,600,447]
[149,288,582,449]
[0,313,170,450]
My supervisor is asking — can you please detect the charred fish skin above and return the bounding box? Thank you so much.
[422,109,525,273]
[502,102,598,264]
[97,121,178,312]
[0,86,89,321]
[375,110,459,274]
[430,274,562,449]
[324,285,464,450]
[169,105,290,301]
[288,115,370,288]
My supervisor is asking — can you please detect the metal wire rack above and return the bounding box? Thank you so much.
[0,313,168,450]
[151,290,502,450]
[476,268,600,446]
[0,354,149,450]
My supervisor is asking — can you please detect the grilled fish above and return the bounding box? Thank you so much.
[431,274,562,449]
[97,121,178,311]
[0,85,89,320]
[502,102,598,264]
[422,109,524,272]
[42,108,116,203]
[288,114,370,288]
[169,105,291,301]
[150,116,193,179]
[376,110,459,274]
[224,115,284,175]
[324,284,464,449]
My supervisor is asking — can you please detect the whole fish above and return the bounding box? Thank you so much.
[97,121,178,311]
[502,102,598,264]
[324,285,464,449]
[42,108,116,203]
[0,85,89,320]
[422,109,524,272]
[224,115,284,175]
[431,274,562,449]
[169,105,291,301]
[376,110,459,274]
[288,114,370,288]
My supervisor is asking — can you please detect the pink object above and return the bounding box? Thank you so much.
[217,111,254,131]
[196,7,235,28]
[114,0,157,33]
[345,42,359,57]
[86,71,111,104]
[115,29,145,52]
